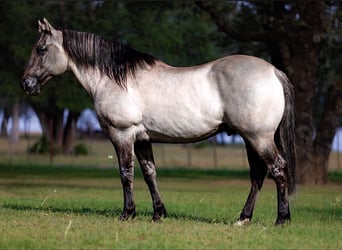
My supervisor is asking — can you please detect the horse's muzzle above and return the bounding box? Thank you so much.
[21,77,40,96]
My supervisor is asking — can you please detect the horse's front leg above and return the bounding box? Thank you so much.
[134,140,166,222]
[112,137,136,221]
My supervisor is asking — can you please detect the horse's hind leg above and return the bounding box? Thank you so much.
[242,136,290,225]
[270,153,291,225]
[134,140,166,222]
[237,140,268,225]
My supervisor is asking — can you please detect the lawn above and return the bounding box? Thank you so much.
[0,164,341,249]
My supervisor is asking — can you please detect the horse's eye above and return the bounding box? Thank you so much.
[36,45,47,55]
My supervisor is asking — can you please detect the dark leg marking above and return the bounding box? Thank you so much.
[134,140,166,222]
[239,141,268,224]
[238,137,290,225]
[270,155,291,225]
[262,147,291,225]
[114,142,136,221]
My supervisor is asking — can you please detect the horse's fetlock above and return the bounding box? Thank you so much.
[152,204,166,222]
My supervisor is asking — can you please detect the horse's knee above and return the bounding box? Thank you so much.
[120,166,134,186]
[141,160,156,181]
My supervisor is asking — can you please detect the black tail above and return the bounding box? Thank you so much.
[274,69,296,195]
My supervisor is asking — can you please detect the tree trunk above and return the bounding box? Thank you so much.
[312,79,342,183]
[279,40,318,184]
[10,101,20,143]
[277,1,330,185]
[0,107,9,137]
[32,104,64,152]
[63,111,79,155]
[54,112,64,150]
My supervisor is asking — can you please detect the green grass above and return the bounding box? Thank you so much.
[0,164,341,249]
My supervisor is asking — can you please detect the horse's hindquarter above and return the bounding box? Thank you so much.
[210,55,285,136]
[137,62,225,142]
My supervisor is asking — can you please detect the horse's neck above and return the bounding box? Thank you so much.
[68,61,102,97]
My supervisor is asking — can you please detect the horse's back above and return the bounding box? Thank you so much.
[135,55,284,142]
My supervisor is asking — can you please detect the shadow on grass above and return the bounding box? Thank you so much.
[295,206,342,220]
[0,181,119,190]
[2,162,342,183]
[328,171,342,184]
[7,202,341,226]
[2,163,341,183]
[2,203,121,217]
[0,163,250,180]
[2,203,233,225]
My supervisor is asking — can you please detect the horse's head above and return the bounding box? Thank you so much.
[22,18,68,95]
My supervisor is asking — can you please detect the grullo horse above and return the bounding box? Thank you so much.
[22,18,296,225]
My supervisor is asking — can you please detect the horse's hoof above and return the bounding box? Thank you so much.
[152,204,167,222]
[119,209,136,221]
[275,216,291,226]
[234,218,250,226]
[152,215,163,223]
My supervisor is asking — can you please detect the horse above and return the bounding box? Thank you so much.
[22,18,296,225]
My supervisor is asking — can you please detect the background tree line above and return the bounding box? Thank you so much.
[0,1,341,185]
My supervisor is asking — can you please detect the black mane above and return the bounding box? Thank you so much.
[62,30,156,88]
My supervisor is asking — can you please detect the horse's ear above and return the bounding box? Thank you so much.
[38,19,45,33]
[38,18,57,35]
[43,18,54,33]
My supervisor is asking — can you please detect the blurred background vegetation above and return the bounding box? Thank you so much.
[0,1,341,185]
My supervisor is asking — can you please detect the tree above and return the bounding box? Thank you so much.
[197,1,342,184]
[90,1,225,66]
[0,1,36,142]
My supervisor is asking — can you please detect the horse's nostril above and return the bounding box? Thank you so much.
[21,77,38,94]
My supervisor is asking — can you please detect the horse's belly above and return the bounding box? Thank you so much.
[146,123,221,143]
[143,108,223,143]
